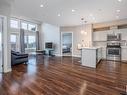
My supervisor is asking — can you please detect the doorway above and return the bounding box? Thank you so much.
[61,32,73,56]
[0,17,3,73]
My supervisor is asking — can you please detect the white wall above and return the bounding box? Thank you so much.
[41,23,60,56]
[0,0,13,73]
[0,0,11,16]
[0,18,2,72]
[60,24,93,57]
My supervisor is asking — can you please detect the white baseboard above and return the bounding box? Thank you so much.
[4,67,12,73]
[54,52,81,58]
[0,67,2,73]
[73,54,81,58]
[54,53,61,56]
[55,54,81,58]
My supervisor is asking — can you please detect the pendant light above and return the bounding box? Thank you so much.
[80,18,87,35]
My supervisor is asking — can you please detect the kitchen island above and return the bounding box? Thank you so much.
[81,47,102,68]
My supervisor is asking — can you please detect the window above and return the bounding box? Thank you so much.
[21,22,37,31]
[28,24,36,31]
[10,34,17,51]
[28,36,36,48]
[21,22,27,30]
[10,18,37,32]
[25,35,36,53]
[10,35,16,43]
[10,19,19,28]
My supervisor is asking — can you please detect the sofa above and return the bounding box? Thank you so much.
[11,50,28,65]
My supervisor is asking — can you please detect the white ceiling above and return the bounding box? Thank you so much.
[11,0,127,26]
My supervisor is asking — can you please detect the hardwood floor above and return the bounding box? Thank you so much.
[0,55,127,95]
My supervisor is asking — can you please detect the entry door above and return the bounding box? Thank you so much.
[0,17,3,73]
[61,32,73,56]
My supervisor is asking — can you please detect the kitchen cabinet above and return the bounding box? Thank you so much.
[121,47,127,61]
[102,47,106,59]
[81,47,102,68]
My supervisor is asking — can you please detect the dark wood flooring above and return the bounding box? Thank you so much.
[0,55,127,95]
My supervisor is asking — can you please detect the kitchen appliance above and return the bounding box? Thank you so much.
[107,34,121,41]
[106,34,121,61]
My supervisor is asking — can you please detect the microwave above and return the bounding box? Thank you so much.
[107,34,121,41]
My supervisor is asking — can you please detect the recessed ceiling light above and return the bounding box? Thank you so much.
[118,0,122,2]
[72,9,76,12]
[116,10,120,13]
[89,14,93,17]
[40,4,44,8]
[58,14,61,17]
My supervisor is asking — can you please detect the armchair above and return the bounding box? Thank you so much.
[11,50,28,65]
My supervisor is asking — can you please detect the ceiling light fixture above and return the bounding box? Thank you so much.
[40,4,44,8]
[89,14,93,17]
[58,14,61,17]
[72,9,76,12]
[80,18,87,35]
[118,0,122,2]
[116,10,120,13]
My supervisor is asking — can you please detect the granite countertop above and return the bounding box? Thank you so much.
[82,47,102,50]
[121,46,127,48]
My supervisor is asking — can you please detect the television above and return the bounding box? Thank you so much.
[45,42,53,49]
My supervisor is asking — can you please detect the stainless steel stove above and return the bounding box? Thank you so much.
[106,34,121,61]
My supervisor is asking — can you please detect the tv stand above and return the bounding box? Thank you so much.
[48,49,55,56]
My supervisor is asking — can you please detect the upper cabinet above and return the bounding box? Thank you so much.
[93,26,127,42]
[93,30,113,41]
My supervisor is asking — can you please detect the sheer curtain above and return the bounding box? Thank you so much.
[20,29,25,53]
[36,31,40,50]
